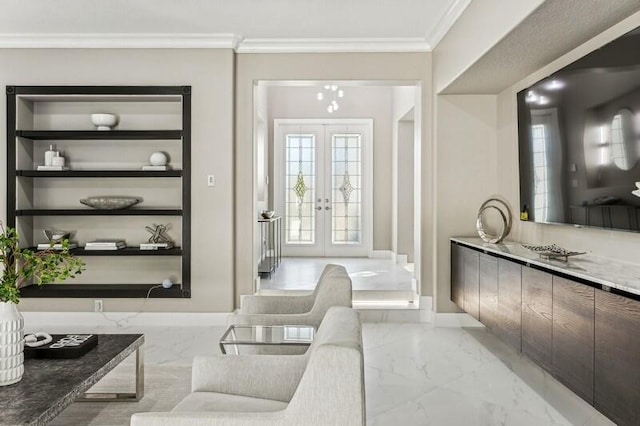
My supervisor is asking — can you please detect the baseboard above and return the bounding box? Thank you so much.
[433,313,485,327]
[419,296,433,323]
[21,311,231,329]
[395,254,408,265]
[370,250,392,259]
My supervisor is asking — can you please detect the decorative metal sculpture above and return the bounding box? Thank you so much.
[476,198,512,244]
[145,223,173,244]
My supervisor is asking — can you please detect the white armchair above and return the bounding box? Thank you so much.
[231,264,352,329]
[130,307,365,426]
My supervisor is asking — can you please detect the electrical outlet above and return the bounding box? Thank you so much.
[207,175,215,187]
[94,299,103,312]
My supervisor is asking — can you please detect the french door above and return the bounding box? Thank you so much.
[274,120,373,257]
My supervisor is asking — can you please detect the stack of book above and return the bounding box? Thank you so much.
[37,242,78,251]
[141,165,169,171]
[140,242,174,250]
[37,165,69,171]
[84,239,126,251]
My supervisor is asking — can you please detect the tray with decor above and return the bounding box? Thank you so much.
[521,244,586,262]
[24,334,98,359]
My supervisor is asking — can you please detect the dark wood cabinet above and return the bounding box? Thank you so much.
[451,243,464,310]
[450,240,640,425]
[479,254,498,330]
[463,249,480,320]
[552,276,594,404]
[595,290,640,426]
[497,259,522,351]
[521,266,552,372]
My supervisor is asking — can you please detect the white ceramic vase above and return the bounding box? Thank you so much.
[0,301,24,386]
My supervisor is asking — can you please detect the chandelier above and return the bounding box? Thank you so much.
[316,84,345,113]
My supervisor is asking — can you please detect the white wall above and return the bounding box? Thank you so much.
[434,95,498,312]
[235,53,432,304]
[433,0,544,93]
[0,49,236,313]
[265,85,393,250]
[432,6,640,312]
[392,87,418,262]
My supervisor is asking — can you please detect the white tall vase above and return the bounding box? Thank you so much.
[0,301,24,386]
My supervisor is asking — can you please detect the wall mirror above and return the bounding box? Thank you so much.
[610,108,637,170]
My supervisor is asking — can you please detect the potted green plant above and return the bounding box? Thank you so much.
[0,222,84,386]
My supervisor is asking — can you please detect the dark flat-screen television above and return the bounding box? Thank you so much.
[518,27,640,232]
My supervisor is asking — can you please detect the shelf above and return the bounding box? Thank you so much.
[8,86,191,299]
[16,209,182,216]
[17,170,183,178]
[28,247,182,256]
[15,130,182,140]
[19,284,188,298]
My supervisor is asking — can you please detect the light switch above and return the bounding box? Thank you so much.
[207,175,216,187]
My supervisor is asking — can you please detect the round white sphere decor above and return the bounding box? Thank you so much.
[150,152,168,166]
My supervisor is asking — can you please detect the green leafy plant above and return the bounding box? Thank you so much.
[0,222,85,304]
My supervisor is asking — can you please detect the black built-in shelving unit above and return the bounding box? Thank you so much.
[6,85,191,298]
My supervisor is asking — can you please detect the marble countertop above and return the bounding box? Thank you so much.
[451,237,640,297]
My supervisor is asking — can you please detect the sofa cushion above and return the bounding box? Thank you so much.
[172,392,288,413]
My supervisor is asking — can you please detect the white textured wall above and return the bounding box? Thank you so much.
[433,0,544,93]
[0,49,235,313]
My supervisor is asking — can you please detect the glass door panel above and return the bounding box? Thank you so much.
[285,134,316,244]
[331,133,362,245]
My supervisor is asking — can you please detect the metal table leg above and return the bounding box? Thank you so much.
[77,345,145,402]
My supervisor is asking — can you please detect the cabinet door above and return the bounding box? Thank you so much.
[450,243,464,310]
[552,276,594,404]
[521,266,552,372]
[497,259,522,350]
[463,249,480,320]
[479,254,498,330]
[595,290,640,425]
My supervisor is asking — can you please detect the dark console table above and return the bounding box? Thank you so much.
[0,334,144,426]
[451,237,640,426]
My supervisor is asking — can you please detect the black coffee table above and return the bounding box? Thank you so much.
[0,334,144,426]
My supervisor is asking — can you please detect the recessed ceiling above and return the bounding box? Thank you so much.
[441,0,640,94]
[0,0,471,51]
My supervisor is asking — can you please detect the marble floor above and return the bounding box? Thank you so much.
[45,320,613,426]
[260,257,414,291]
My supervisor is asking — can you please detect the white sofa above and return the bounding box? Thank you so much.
[130,306,365,426]
[231,264,352,329]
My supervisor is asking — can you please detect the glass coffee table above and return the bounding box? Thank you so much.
[219,325,315,354]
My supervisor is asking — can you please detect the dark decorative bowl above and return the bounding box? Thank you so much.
[80,196,141,210]
[261,210,275,219]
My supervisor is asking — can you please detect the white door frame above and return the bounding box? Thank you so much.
[274,118,374,257]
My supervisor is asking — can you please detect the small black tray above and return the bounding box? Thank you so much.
[24,334,98,359]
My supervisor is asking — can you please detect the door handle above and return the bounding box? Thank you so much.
[315,206,322,210]
[325,206,332,210]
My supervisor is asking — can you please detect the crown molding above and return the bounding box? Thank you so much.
[0,33,242,49]
[425,0,473,49]
[0,33,432,53]
[236,38,431,53]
